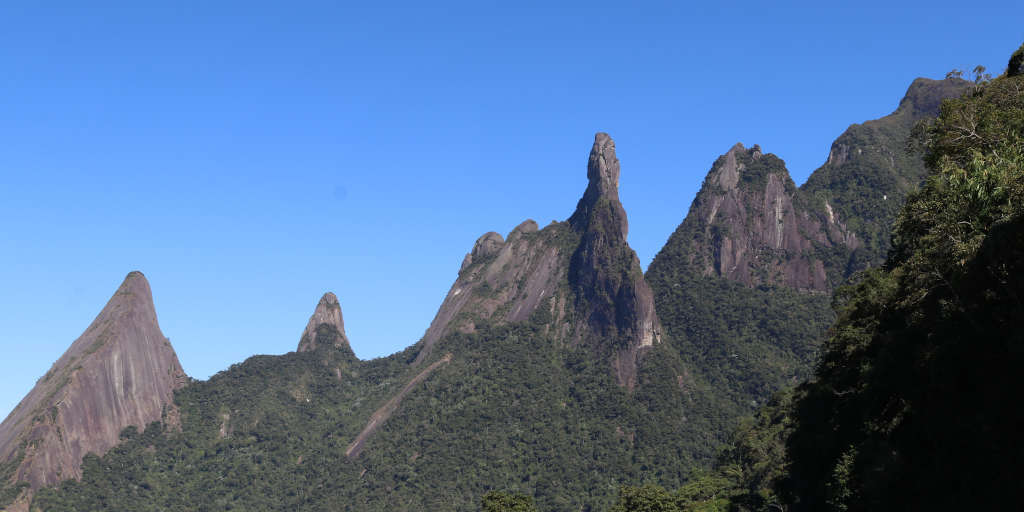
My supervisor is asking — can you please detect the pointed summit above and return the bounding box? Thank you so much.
[569,132,628,239]
[297,292,352,356]
[0,271,186,507]
[655,144,850,291]
[567,133,661,387]
[412,133,660,388]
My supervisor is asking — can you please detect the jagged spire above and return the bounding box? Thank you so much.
[297,292,352,354]
[585,132,621,201]
[569,132,628,239]
[566,132,661,388]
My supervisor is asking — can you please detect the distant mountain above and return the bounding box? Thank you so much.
[414,133,662,388]
[0,272,186,511]
[801,77,971,268]
[661,58,1024,512]
[645,77,970,446]
[654,142,856,292]
[12,78,973,512]
[30,134,704,512]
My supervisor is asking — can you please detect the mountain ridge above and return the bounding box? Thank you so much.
[8,76,976,512]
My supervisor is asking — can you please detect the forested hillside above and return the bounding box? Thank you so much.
[10,41,1015,512]
[613,45,1024,512]
[644,78,968,455]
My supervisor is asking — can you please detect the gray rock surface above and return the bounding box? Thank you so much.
[296,292,351,354]
[0,272,187,507]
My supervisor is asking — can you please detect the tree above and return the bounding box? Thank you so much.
[480,490,538,512]
[610,484,679,512]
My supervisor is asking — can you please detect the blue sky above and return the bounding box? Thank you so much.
[1,1,1020,418]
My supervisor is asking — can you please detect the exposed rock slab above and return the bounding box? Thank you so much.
[675,143,853,291]
[0,272,187,506]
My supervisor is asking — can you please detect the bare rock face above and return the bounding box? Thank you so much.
[414,133,662,388]
[0,272,187,506]
[655,78,971,294]
[296,292,353,358]
[413,219,564,365]
[676,143,857,291]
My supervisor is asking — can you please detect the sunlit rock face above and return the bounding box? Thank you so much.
[0,272,187,505]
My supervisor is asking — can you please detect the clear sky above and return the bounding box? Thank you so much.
[1,1,1020,419]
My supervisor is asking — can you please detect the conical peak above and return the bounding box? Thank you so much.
[111,270,155,309]
[297,292,350,353]
[587,132,620,201]
[0,271,185,492]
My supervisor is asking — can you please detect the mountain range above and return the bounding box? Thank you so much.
[0,76,971,512]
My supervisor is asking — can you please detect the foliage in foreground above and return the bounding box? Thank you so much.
[782,59,1024,512]
[615,45,1024,512]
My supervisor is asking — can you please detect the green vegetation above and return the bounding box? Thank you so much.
[31,310,708,511]
[0,445,29,509]
[645,255,835,453]
[22,46,1020,512]
[801,77,968,269]
[481,490,539,512]
[783,63,1024,511]
[640,76,971,505]
[632,48,1024,512]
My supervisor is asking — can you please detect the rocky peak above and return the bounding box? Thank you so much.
[567,134,662,387]
[667,144,860,291]
[0,271,186,506]
[460,232,505,272]
[414,133,662,388]
[297,292,352,356]
[569,132,628,239]
[801,76,970,270]
[511,219,539,236]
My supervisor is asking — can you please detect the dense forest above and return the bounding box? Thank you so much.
[13,42,1023,512]
[605,44,1024,512]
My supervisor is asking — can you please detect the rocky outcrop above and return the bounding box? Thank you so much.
[0,272,187,508]
[670,143,856,291]
[412,219,567,365]
[413,133,661,388]
[296,292,353,358]
[567,133,662,388]
[654,78,971,294]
